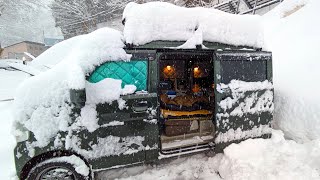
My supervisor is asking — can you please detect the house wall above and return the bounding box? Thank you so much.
[0,42,47,61]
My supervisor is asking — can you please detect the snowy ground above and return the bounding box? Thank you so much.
[0,70,29,180]
[0,101,17,180]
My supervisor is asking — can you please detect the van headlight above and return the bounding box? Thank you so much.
[14,129,29,143]
[12,122,29,143]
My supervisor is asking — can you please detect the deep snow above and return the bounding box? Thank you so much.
[98,130,320,180]
[263,0,320,142]
[0,70,29,180]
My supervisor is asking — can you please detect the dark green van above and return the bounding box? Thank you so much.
[14,41,273,179]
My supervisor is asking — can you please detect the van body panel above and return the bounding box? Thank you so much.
[214,51,273,152]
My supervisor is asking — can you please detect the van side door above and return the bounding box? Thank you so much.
[76,50,159,170]
[214,51,273,152]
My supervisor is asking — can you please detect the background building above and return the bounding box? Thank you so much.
[0,41,48,61]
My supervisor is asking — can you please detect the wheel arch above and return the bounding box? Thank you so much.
[19,150,92,180]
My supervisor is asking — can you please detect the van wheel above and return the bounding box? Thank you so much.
[27,157,90,180]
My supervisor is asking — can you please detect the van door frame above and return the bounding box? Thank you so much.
[156,50,216,156]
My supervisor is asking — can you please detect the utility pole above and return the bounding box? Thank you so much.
[0,0,4,17]
[0,42,3,57]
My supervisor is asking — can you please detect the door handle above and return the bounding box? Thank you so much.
[132,101,149,113]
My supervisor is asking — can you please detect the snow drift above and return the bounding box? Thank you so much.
[219,130,320,180]
[263,0,320,142]
[123,2,264,48]
[110,131,320,180]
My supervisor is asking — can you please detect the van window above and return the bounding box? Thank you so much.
[220,60,267,84]
[88,60,148,91]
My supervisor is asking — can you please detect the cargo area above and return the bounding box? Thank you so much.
[158,53,215,152]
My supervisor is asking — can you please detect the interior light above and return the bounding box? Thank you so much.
[166,65,172,70]
[194,67,199,72]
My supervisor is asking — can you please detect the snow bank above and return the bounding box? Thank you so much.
[112,130,320,180]
[263,0,320,142]
[123,2,264,48]
[219,130,320,180]
[13,28,131,148]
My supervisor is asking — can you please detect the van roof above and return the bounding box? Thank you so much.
[122,2,264,48]
[125,40,259,51]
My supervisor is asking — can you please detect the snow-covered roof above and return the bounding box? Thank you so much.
[123,2,264,48]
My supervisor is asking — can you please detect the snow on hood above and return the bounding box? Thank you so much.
[12,28,131,147]
[123,2,264,48]
[30,27,129,71]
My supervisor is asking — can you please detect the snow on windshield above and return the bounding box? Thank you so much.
[123,2,264,48]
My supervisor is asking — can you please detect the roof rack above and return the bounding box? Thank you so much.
[214,0,283,15]
[125,41,258,51]
[241,0,283,14]
[214,0,240,14]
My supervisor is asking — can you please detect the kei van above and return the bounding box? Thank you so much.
[14,41,273,179]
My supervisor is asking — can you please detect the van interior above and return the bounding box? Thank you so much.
[158,53,215,153]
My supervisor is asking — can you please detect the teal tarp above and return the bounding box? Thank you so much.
[88,60,148,91]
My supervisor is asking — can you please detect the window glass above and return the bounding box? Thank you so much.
[221,60,267,84]
[88,60,148,91]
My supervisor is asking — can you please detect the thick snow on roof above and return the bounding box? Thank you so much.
[123,2,264,48]
[13,28,131,147]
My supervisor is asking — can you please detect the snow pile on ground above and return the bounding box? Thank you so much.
[0,102,20,180]
[13,28,131,148]
[123,2,264,48]
[263,0,320,142]
[100,154,223,180]
[105,130,319,180]
[0,70,29,180]
[219,130,320,180]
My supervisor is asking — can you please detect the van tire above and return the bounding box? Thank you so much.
[27,157,91,180]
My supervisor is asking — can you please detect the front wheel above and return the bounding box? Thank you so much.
[27,155,91,180]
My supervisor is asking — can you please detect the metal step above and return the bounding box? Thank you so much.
[159,143,213,159]
[161,142,212,155]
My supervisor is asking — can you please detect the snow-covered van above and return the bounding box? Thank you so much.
[13,2,273,180]
[14,40,273,179]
